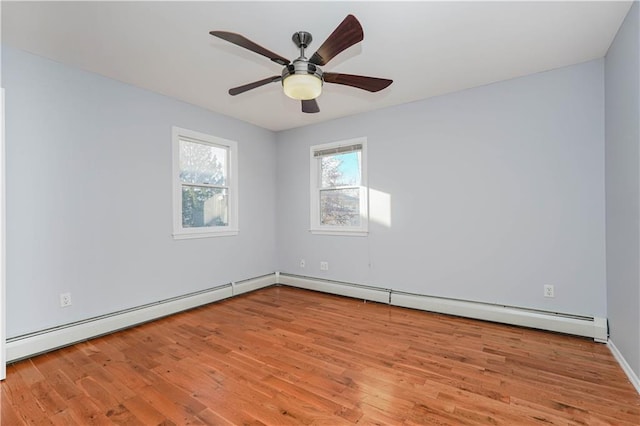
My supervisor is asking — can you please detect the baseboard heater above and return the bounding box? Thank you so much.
[278,274,607,343]
[391,291,607,342]
[6,273,607,363]
[278,273,391,304]
[5,274,276,362]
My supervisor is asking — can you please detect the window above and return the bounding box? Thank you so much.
[310,138,368,235]
[172,127,238,239]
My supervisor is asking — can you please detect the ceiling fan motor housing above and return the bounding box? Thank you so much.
[282,60,323,82]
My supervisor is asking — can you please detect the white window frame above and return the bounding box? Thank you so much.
[310,137,368,236]
[172,126,238,239]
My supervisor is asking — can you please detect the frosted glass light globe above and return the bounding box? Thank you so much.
[283,74,322,100]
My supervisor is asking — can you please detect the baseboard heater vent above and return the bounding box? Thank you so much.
[6,274,276,362]
[279,275,607,342]
[231,274,277,297]
[391,291,607,342]
[278,273,391,304]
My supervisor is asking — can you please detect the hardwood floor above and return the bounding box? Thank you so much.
[2,286,639,425]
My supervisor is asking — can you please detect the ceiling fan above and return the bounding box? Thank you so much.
[209,15,393,113]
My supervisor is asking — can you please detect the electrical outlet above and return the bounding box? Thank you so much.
[544,285,555,298]
[320,261,329,271]
[300,259,306,268]
[60,292,72,307]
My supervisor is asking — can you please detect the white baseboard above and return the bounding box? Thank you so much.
[6,274,276,362]
[608,340,640,395]
[279,274,606,341]
[278,274,390,304]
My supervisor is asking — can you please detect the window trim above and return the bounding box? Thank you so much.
[172,126,238,239]
[310,137,368,236]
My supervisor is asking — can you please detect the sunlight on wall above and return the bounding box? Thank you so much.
[369,188,391,227]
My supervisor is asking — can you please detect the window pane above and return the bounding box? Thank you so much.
[180,139,227,186]
[320,152,361,188]
[182,186,228,227]
[320,188,360,226]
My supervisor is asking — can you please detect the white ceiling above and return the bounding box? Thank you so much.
[1,1,632,131]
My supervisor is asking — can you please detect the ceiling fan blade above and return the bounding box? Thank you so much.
[309,15,363,66]
[323,73,393,92]
[210,31,290,66]
[229,76,282,96]
[302,99,320,113]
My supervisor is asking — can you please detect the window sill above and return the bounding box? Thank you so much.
[173,230,238,240]
[309,229,368,237]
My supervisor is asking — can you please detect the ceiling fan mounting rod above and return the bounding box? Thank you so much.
[292,31,313,59]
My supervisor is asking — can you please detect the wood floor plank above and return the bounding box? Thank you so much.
[0,380,27,426]
[2,286,639,425]
[120,395,170,425]
[64,394,113,425]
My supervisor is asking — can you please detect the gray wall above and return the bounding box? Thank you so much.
[605,1,640,379]
[1,42,614,347]
[277,59,606,318]
[3,46,278,338]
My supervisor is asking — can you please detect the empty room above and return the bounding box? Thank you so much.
[1,1,639,424]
